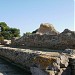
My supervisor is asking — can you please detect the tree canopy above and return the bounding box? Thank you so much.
[0,22,20,39]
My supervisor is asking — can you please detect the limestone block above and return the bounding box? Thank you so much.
[60,54,69,68]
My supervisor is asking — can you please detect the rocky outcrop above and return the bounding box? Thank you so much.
[57,29,75,49]
[59,29,75,38]
[36,23,59,35]
[0,46,71,75]
[11,23,75,49]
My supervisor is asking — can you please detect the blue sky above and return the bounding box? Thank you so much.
[0,0,74,35]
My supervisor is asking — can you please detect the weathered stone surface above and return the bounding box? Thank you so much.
[0,39,11,45]
[30,67,48,75]
[0,58,29,75]
[11,23,75,49]
[0,46,71,75]
[36,23,59,35]
[60,54,69,68]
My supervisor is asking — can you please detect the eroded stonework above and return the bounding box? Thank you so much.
[11,31,75,49]
[0,23,75,75]
[0,46,71,75]
[11,23,75,49]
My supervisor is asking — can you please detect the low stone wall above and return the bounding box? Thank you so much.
[0,46,71,75]
[11,32,75,49]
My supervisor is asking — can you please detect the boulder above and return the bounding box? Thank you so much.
[58,29,75,48]
[36,23,59,35]
[60,54,69,68]
[59,29,75,38]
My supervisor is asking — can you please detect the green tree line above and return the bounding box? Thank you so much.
[0,22,20,39]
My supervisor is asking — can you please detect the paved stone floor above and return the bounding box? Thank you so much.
[0,58,31,75]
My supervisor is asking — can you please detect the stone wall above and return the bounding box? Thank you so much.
[11,23,75,49]
[11,30,75,49]
[0,46,71,75]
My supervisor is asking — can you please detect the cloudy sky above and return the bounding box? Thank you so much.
[0,0,74,35]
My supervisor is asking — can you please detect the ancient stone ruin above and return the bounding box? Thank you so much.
[11,23,75,49]
[0,23,75,75]
[0,46,72,75]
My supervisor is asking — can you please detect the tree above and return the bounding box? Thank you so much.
[1,31,11,39]
[0,22,20,39]
[0,22,9,31]
[26,32,32,35]
[9,28,20,37]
